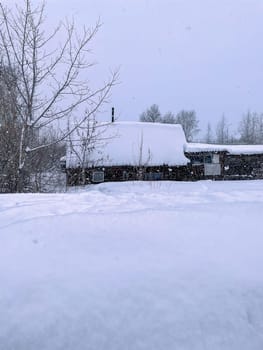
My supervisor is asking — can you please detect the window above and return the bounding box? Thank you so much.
[204,155,212,164]
[91,171,104,183]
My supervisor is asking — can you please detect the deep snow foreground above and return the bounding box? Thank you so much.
[0,181,263,350]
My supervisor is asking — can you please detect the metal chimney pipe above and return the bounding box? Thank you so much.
[111,107,115,122]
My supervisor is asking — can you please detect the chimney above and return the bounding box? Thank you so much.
[111,107,115,123]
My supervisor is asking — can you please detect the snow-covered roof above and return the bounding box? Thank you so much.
[185,143,263,155]
[66,121,189,168]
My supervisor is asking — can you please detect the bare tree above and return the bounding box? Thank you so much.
[0,63,21,192]
[0,63,67,192]
[239,111,263,144]
[139,104,162,123]
[175,110,199,141]
[216,114,230,144]
[204,122,213,143]
[162,111,176,124]
[133,131,152,180]
[0,0,117,192]
[67,116,112,185]
[29,128,66,192]
[257,114,263,144]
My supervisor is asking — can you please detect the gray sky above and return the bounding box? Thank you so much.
[15,0,263,132]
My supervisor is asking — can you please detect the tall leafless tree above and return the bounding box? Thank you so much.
[216,114,230,144]
[239,111,263,144]
[0,0,118,192]
[0,64,21,192]
[28,127,66,192]
[139,104,162,123]
[175,110,199,141]
[67,117,112,185]
[204,122,213,143]
[162,111,176,124]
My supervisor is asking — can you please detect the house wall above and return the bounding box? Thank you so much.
[186,151,263,180]
[185,151,225,179]
[224,154,263,179]
[65,164,205,186]
[64,151,263,185]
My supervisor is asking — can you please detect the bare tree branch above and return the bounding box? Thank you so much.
[0,0,118,192]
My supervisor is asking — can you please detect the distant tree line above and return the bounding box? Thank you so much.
[204,112,263,144]
[139,104,199,141]
[139,104,263,145]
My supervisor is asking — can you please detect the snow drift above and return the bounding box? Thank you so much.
[0,180,263,350]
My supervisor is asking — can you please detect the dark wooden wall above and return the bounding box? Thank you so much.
[65,153,263,185]
[65,164,205,186]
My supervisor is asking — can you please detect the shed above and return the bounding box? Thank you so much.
[185,143,263,179]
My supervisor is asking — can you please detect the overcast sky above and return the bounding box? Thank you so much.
[13,0,263,132]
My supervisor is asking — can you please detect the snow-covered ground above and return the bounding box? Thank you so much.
[1,180,263,350]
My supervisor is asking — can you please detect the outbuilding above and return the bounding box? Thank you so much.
[185,143,263,179]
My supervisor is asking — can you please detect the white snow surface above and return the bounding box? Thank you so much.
[186,142,263,155]
[1,180,263,349]
[66,121,189,167]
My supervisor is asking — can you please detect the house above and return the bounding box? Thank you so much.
[65,121,204,185]
[64,121,263,185]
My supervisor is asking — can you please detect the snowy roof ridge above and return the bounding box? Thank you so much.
[185,142,263,155]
